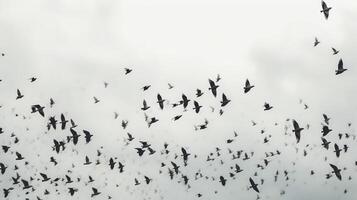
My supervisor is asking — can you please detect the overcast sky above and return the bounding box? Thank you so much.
[0,0,357,200]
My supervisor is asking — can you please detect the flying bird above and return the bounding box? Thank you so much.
[249,177,260,193]
[220,93,231,107]
[321,1,332,19]
[244,79,254,93]
[157,94,165,110]
[292,120,304,143]
[16,89,24,99]
[332,47,339,55]
[329,164,342,180]
[208,79,218,97]
[335,59,347,75]
[314,37,320,47]
[124,68,132,75]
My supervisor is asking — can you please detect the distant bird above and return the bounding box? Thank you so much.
[15,152,24,160]
[321,138,330,150]
[329,164,342,180]
[114,112,119,119]
[84,156,92,165]
[21,179,32,189]
[208,79,218,97]
[321,125,332,136]
[104,81,109,88]
[144,176,152,184]
[332,47,339,55]
[335,59,347,75]
[172,115,182,121]
[196,89,204,97]
[50,98,55,107]
[60,114,68,130]
[142,85,151,91]
[314,37,320,47]
[334,143,342,157]
[220,93,231,107]
[83,130,93,143]
[29,77,37,82]
[141,100,150,111]
[168,83,174,89]
[39,173,50,182]
[91,187,101,197]
[263,103,273,111]
[193,101,202,113]
[219,176,226,186]
[93,96,100,104]
[181,147,190,166]
[292,120,304,143]
[216,74,221,82]
[323,114,330,125]
[0,162,7,174]
[244,79,254,93]
[321,1,332,19]
[135,148,145,156]
[180,94,190,108]
[16,89,24,99]
[249,177,259,193]
[157,94,165,110]
[124,68,132,75]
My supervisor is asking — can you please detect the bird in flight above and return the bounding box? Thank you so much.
[292,120,304,143]
[220,93,231,107]
[332,47,339,55]
[263,103,273,111]
[329,164,342,180]
[335,59,347,75]
[244,79,254,93]
[124,68,132,75]
[314,37,320,47]
[16,89,24,99]
[157,94,165,110]
[208,79,219,97]
[321,1,332,20]
[249,177,259,193]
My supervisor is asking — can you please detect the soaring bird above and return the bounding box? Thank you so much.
[180,94,190,108]
[219,176,226,186]
[157,94,165,110]
[314,37,320,47]
[142,85,151,91]
[321,1,332,19]
[0,162,7,174]
[244,79,254,93]
[60,114,68,130]
[329,164,342,180]
[91,187,101,197]
[334,143,342,158]
[263,103,273,111]
[193,101,202,113]
[31,105,45,117]
[39,173,50,182]
[292,120,304,143]
[321,125,332,136]
[181,147,190,166]
[335,59,347,75]
[16,89,24,99]
[249,177,259,193]
[208,79,219,97]
[332,47,339,55]
[83,130,93,143]
[220,93,231,107]
[321,138,330,150]
[93,96,100,104]
[196,89,204,97]
[323,114,330,125]
[124,68,132,75]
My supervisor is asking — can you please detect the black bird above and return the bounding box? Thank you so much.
[50,98,55,107]
[244,79,254,93]
[118,162,124,173]
[70,129,80,145]
[2,145,10,153]
[48,116,57,130]
[60,114,68,130]
[135,148,145,156]
[181,147,190,166]
[171,162,180,174]
[84,156,92,165]
[16,89,24,99]
[235,164,243,173]
[334,144,342,158]
[216,74,221,82]
[263,103,273,111]
[180,94,190,108]
[83,130,93,143]
[219,176,226,186]
[321,125,332,136]
[321,1,332,19]
[109,158,115,170]
[65,175,73,184]
[93,96,100,103]
[3,188,13,198]
[141,100,150,111]
[335,59,347,75]
[208,79,218,97]
[193,101,202,113]
[168,83,174,89]
[172,115,182,121]
[329,164,342,180]
[144,176,152,184]
[30,77,37,82]
[127,133,134,141]
[39,173,50,182]
[157,94,165,110]
[124,68,132,75]
[314,37,320,47]
[249,177,259,193]
[53,139,61,153]
[15,152,24,160]
[292,120,304,143]
[220,93,231,107]
[21,179,32,189]
[196,89,204,97]
[68,188,78,196]
[142,85,151,91]
[0,162,7,174]
[91,187,101,197]
[31,105,45,117]
[332,47,339,55]
[323,114,330,125]
[321,138,330,150]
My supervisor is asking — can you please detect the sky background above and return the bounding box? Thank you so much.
[0,0,357,199]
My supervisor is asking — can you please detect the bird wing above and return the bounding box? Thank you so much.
[338,59,343,70]
[321,1,327,10]
[245,79,250,87]
[208,79,216,88]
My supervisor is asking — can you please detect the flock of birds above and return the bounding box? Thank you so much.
[0,1,354,200]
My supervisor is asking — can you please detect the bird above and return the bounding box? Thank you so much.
[157,94,165,110]
[172,115,182,121]
[208,79,218,97]
[244,79,254,93]
[93,96,100,103]
[31,104,45,117]
[323,114,330,125]
[196,89,204,97]
[335,59,347,75]
[321,1,332,19]
[216,74,221,82]
[180,94,190,108]
[83,130,93,143]
[263,103,273,111]
[292,120,304,143]
[0,162,7,174]
[21,179,32,189]
[219,176,226,186]
[334,143,342,158]
[249,177,260,193]
[84,156,92,165]
[220,93,231,107]
[332,47,339,55]
[91,187,101,197]
[29,77,37,82]
[124,68,132,75]
[142,85,151,91]
[314,37,320,47]
[168,83,174,89]
[193,101,202,113]
[321,125,332,136]
[321,138,330,150]
[60,114,68,130]
[16,89,24,99]
[329,164,342,180]
[15,152,24,160]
